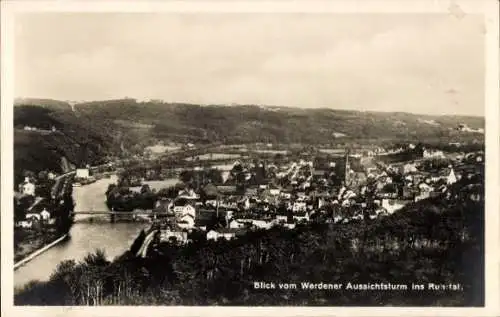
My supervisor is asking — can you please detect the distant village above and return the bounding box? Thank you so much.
[102,143,485,247]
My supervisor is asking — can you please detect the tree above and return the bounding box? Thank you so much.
[231,163,243,175]
[180,170,194,184]
[23,170,35,180]
[14,198,27,222]
[206,169,223,185]
[141,184,152,194]
[38,170,49,181]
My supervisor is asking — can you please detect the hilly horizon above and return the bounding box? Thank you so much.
[14,97,485,119]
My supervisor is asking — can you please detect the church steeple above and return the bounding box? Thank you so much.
[344,149,350,186]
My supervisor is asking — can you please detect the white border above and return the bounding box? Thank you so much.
[1,0,499,316]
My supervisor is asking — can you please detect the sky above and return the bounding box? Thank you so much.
[14,13,485,116]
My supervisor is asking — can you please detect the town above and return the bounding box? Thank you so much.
[15,139,483,260]
[126,143,483,251]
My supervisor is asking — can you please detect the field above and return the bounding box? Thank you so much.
[185,153,242,161]
[129,178,179,192]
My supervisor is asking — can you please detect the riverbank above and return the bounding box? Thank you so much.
[14,222,146,288]
[14,232,68,268]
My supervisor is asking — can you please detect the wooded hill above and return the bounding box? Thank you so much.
[14,98,484,184]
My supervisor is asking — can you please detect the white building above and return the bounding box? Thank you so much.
[178,214,195,229]
[275,215,288,223]
[40,208,51,221]
[21,177,36,196]
[292,201,307,212]
[207,229,238,241]
[160,229,188,244]
[293,212,309,223]
[76,168,90,179]
[16,220,33,229]
[228,219,245,229]
[251,219,274,229]
[447,167,457,185]
[381,199,410,214]
[173,204,196,219]
[178,189,198,199]
[423,149,445,159]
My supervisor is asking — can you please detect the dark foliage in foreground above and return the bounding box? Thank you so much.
[15,181,484,306]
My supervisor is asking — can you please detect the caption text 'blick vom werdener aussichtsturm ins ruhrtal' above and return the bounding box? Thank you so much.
[253,282,464,291]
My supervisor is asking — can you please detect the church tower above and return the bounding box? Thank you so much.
[344,150,350,186]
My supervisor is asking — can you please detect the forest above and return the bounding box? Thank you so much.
[14,179,484,306]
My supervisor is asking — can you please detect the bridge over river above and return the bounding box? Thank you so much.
[14,144,237,289]
[14,175,147,289]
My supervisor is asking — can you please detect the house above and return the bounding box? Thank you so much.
[351,213,364,221]
[275,214,288,223]
[228,219,246,229]
[400,186,415,200]
[381,199,411,214]
[280,191,292,199]
[20,177,36,196]
[178,214,195,229]
[178,188,198,199]
[172,199,196,218]
[160,228,188,244]
[400,163,417,174]
[418,182,433,192]
[76,168,90,179]
[293,212,309,223]
[296,191,307,199]
[244,187,258,197]
[423,149,445,159]
[292,201,307,212]
[269,184,281,196]
[375,208,389,217]
[333,215,344,223]
[16,220,33,229]
[251,219,275,229]
[216,185,239,196]
[153,198,173,214]
[40,208,51,221]
[238,197,252,210]
[414,191,430,202]
[206,228,245,241]
[25,212,41,221]
[205,199,217,207]
[300,181,311,190]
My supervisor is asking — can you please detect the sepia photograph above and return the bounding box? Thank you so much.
[2,0,499,314]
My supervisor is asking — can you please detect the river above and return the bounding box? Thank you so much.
[14,164,235,289]
[14,175,146,289]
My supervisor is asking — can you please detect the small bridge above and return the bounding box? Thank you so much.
[70,210,173,222]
